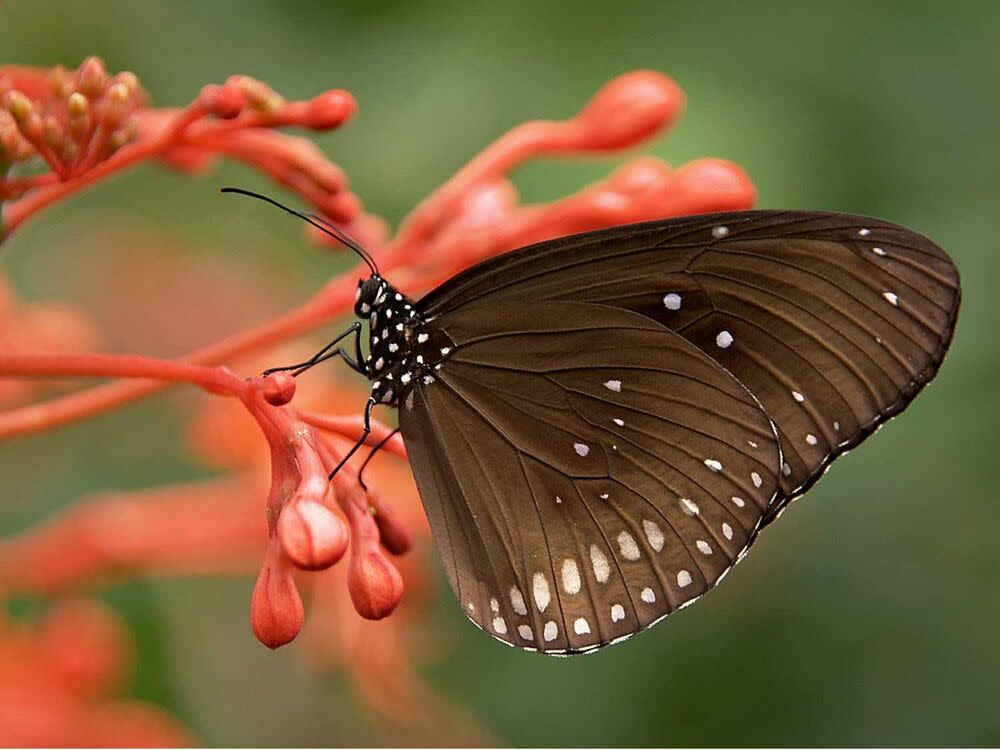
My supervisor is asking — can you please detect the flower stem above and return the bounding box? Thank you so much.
[0,352,247,396]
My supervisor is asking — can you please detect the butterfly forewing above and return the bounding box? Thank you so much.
[417,211,961,522]
[400,302,781,652]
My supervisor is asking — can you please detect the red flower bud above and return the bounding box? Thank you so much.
[250,541,304,649]
[369,493,413,556]
[261,371,296,405]
[348,548,403,620]
[102,83,130,128]
[305,90,356,130]
[574,70,685,151]
[673,158,757,210]
[77,56,108,99]
[277,498,348,570]
[199,83,244,119]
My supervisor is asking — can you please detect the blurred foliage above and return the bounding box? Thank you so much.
[1,0,997,745]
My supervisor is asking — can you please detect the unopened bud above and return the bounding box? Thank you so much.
[278,499,349,570]
[199,84,244,119]
[262,371,296,406]
[113,71,140,97]
[574,71,685,151]
[305,90,356,130]
[108,116,138,152]
[237,77,283,112]
[6,90,33,123]
[49,65,73,99]
[43,115,64,150]
[348,549,403,620]
[77,56,108,99]
[100,84,130,130]
[250,542,304,649]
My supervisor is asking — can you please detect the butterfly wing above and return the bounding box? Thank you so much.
[399,302,781,653]
[418,211,961,521]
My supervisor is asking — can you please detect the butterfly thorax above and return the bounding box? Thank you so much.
[355,275,452,408]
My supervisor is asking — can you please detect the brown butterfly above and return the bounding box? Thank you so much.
[230,192,961,655]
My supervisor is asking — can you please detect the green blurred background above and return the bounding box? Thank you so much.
[1,0,997,746]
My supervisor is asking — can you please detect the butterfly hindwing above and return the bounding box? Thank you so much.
[399,302,781,652]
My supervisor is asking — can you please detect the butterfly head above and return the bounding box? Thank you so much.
[355,275,388,317]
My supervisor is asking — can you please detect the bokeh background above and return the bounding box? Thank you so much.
[1,0,997,746]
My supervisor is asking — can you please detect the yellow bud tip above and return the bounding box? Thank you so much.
[6,91,32,122]
[67,92,88,117]
[115,72,140,95]
[107,83,128,105]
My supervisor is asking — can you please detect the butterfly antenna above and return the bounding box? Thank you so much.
[220,187,379,276]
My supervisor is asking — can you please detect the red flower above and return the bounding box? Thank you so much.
[0,64,757,737]
[1,57,359,241]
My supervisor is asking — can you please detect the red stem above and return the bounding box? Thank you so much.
[0,352,247,396]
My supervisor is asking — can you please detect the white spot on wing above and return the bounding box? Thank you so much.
[873,246,886,256]
[561,559,581,594]
[792,390,805,402]
[543,621,558,642]
[716,330,734,349]
[533,573,550,612]
[722,522,734,540]
[417,333,429,343]
[858,228,871,236]
[679,498,700,516]
[751,472,763,488]
[712,225,730,238]
[510,586,527,616]
[806,433,818,445]
[517,624,533,641]
[704,458,723,472]
[640,587,656,603]
[696,540,713,556]
[590,545,610,583]
[642,519,665,552]
[604,379,622,392]
[731,496,746,507]
[663,293,682,310]
[612,418,625,427]
[677,570,693,588]
[573,618,591,635]
[611,604,625,622]
[883,291,899,306]
[574,442,590,457]
[617,531,641,560]
[492,616,507,634]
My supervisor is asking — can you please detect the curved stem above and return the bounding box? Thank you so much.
[0,277,354,439]
[0,352,247,396]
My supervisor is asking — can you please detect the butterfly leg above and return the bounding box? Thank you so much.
[357,427,400,490]
[328,396,378,481]
[263,322,364,377]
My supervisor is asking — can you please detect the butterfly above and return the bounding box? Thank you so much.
[226,190,961,655]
